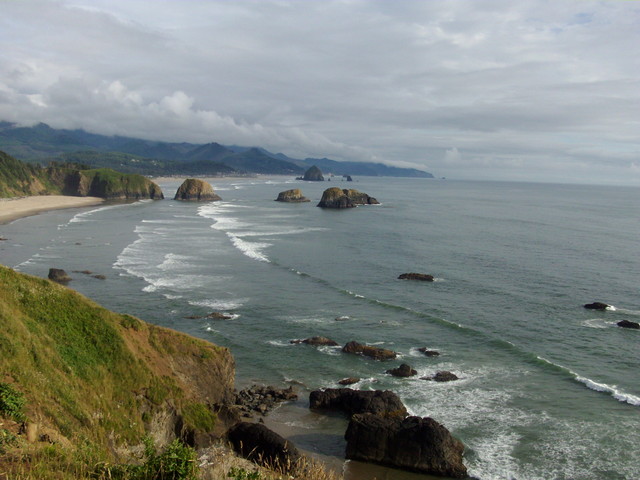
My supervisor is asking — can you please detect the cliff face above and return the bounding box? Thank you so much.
[174,178,222,201]
[0,265,235,470]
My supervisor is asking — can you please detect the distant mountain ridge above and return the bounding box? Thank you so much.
[0,121,433,178]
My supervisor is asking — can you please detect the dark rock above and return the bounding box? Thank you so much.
[72,270,93,275]
[290,336,339,346]
[344,175,353,182]
[275,188,310,202]
[423,371,459,382]
[345,413,467,478]
[338,377,360,386]
[617,320,640,329]
[91,274,106,280]
[386,364,418,378]
[234,385,298,416]
[309,388,407,418]
[206,312,233,320]
[227,422,301,471]
[317,187,379,208]
[48,268,71,284]
[342,341,397,360]
[174,178,222,202]
[302,165,324,181]
[398,273,435,282]
[417,347,440,357]
[584,302,612,311]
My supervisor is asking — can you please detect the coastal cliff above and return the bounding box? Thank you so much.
[0,264,234,477]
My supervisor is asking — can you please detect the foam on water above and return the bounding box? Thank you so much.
[227,233,271,262]
[189,299,244,311]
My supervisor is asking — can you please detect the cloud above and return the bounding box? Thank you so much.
[0,0,639,184]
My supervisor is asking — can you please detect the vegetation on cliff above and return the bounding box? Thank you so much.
[0,264,234,478]
[0,150,163,199]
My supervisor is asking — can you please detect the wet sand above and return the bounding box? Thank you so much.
[0,195,104,224]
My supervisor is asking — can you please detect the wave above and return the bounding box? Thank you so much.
[227,233,271,262]
[189,298,245,311]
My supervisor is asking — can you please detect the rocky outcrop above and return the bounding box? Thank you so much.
[290,336,339,346]
[344,414,467,478]
[302,165,324,181]
[418,347,440,357]
[386,364,418,378]
[342,340,397,360]
[617,320,640,329]
[48,268,71,284]
[309,388,407,418]
[227,422,301,471]
[275,188,310,202]
[423,371,459,382]
[338,377,360,385]
[234,385,298,417]
[398,273,435,282]
[317,187,380,208]
[174,178,222,202]
[63,169,164,199]
[584,302,613,311]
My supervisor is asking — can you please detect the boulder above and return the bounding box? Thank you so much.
[338,377,360,386]
[617,320,640,329]
[345,413,467,478]
[275,188,310,203]
[317,187,379,208]
[309,388,407,418]
[417,347,440,357]
[398,273,435,282]
[342,341,397,360]
[583,302,612,311]
[290,336,339,346]
[423,371,459,382]
[174,178,222,202]
[302,165,324,181]
[386,364,418,378]
[227,422,301,471]
[234,385,298,417]
[48,268,71,284]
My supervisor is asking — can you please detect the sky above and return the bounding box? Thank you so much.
[1,0,639,185]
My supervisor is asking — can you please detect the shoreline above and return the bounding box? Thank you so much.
[0,195,105,225]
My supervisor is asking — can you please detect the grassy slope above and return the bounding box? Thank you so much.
[0,151,60,197]
[0,265,233,477]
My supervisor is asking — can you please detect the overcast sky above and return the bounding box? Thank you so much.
[1,1,639,184]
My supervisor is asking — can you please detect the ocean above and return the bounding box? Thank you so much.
[1,176,639,480]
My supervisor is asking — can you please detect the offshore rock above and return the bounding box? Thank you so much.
[317,187,380,208]
[423,371,459,382]
[48,268,71,284]
[290,336,339,346]
[386,364,418,378]
[398,273,435,282]
[583,302,613,311]
[338,377,360,386]
[345,413,468,478]
[275,188,310,202]
[174,178,222,202]
[342,340,397,360]
[617,320,640,329]
[418,347,440,357]
[227,422,302,472]
[302,165,324,181]
[309,388,407,418]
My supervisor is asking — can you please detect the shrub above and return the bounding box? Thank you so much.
[0,382,26,423]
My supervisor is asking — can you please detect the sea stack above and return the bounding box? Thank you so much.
[317,187,380,208]
[174,178,222,202]
[302,165,324,181]
[275,188,310,202]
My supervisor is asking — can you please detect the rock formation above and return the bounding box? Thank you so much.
[302,165,324,181]
[290,336,339,346]
[617,320,640,329]
[338,377,360,385]
[418,347,440,357]
[275,188,310,202]
[342,340,397,360]
[48,268,71,284]
[398,273,435,281]
[62,168,164,199]
[309,388,407,418]
[344,414,468,478]
[386,364,418,377]
[234,385,298,417]
[317,187,380,208]
[584,302,613,311]
[423,371,459,382]
[227,422,301,472]
[174,178,222,202]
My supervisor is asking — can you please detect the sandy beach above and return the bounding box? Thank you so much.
[0,195,104,224]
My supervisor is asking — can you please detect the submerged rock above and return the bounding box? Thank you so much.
[584,302,613,311]
[617,320,640,329]
[417,347,440,357]
[309,388,407,418]
[342,341,397,360]
[317,187,379,208]
[174,178,222,202]
[275,188,310,202]
[48,268,71,284]
[338,377,361,386]
[386,364,418,378]
[398,273,435,282]
[345,413,468,478]
[290,336,339,346]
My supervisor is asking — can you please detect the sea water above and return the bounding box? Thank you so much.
[1,177,639,480]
